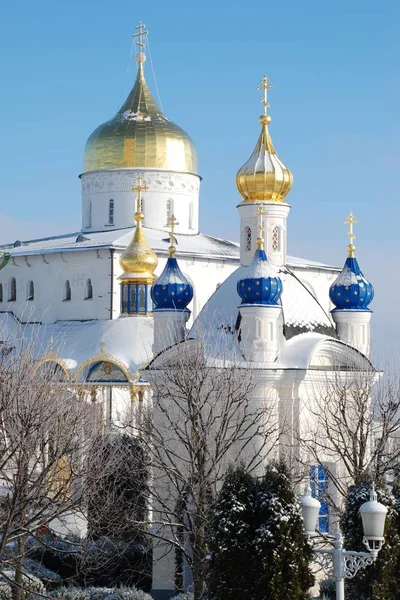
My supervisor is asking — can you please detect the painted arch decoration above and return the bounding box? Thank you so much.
[74,341,134,385]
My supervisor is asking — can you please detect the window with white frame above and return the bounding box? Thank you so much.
[9,277,16,302]
[166,198,174,224]
[245,226,252,251]
[27,280,34,301]
[189,201,194,229]
[85,278,93,300]
[272,226,281,251]
[64,280,71,301]
[108,199,114,225]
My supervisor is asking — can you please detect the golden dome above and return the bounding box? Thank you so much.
[120,177,158,281]
[236,76,293,203]
[83,57,198,174]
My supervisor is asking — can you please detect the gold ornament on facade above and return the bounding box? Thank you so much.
[119,175,158,279]
[83,23,198,175]
[236,75,293,203]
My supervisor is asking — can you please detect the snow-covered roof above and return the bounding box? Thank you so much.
[191,263,338,343]
[0,313,153,380]
[0,227,339,270]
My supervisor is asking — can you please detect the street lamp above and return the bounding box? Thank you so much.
[299,483,387,600]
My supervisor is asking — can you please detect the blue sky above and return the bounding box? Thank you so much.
[0,0,399,352]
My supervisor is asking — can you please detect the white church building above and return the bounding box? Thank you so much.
[0,23,376,595]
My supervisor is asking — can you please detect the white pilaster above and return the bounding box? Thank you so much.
[239,304,283,363]
[331,310,372,357]
[237,201,290,266]
[153,309,190,356]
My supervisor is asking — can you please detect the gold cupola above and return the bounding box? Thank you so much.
[119,176,158,282]
[83,23,198,175]
[236,76,293,203]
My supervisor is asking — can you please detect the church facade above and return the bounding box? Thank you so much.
[0,24,376,596]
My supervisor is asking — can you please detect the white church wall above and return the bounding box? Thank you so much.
[81,169,200,234]
[0,249,112,324]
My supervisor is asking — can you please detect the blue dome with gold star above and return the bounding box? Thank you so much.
[151,257,193,310]
[329,255,374,311]
[237,248,282,305]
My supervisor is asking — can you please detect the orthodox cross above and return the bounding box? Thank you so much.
[167,214,179,256]
[257,75,273,115]
[133,21,148,53]
[132,175,148,214]
[344,211,357,246]
[255,205,268,249]
[344,211,357,257]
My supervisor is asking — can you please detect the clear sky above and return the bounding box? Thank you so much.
[1,0,399,353]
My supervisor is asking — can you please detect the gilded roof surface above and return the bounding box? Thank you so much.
[83,63,198,174]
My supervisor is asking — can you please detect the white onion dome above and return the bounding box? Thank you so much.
[237,245,282,305]
[329,254,374,311]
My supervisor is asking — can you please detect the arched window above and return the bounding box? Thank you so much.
[166,198,174,224]
[64,280,71,301]
[85,278,93,300]
[245,226,252,251]
[0,283,3,302]
[27,280,34,301]
[9,277,16,302]
[108,199,114,225]
[272,226,281,252]
[189,201,194,229]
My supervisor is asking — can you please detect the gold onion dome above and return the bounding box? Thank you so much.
[83,26,198,174]
[236,76,293,202]
[120,177,158,280]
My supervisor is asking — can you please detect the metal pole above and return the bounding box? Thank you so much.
[333,532,345,600]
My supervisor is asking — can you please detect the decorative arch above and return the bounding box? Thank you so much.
[35,359,70,382]
[74,341,134,385]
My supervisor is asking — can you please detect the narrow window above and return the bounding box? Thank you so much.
[64,280,71,301]
[85,278,93,300]
[166,198,174,224]
[88,201,92,228]
[0,283,3,302]
[189,201,194,229]
[310,464,329,533]
[108,199,114,225]
[27,280,34,301]
[272,226,281,252]
[9,277,16,302]
[245,226,252,251]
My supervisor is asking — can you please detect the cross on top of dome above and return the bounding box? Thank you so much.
[257,75,273,121]
[345,211,357,257]
[133,21,148,64]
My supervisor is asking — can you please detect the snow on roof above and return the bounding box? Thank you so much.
[0,314,153,378]
[190,263,337,344]
[0,227,339,270]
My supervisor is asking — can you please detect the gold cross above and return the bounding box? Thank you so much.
[167,214,179,256]
[344,211,357,246]
[132,175,148,214]
[257,75,273,116]
[254,205,268,249]
[132,21,148,51]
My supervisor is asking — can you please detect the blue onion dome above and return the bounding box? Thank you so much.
[237,245,282,305]
[330,253,374,311]
[151,256,193,309]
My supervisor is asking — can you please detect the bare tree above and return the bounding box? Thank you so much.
[0,337,97,600]
[139,336,280,600]
[300,358,400,500]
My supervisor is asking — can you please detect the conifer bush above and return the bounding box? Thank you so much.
[208,461,314,600]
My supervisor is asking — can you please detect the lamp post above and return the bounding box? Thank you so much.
[299,484,387,600]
